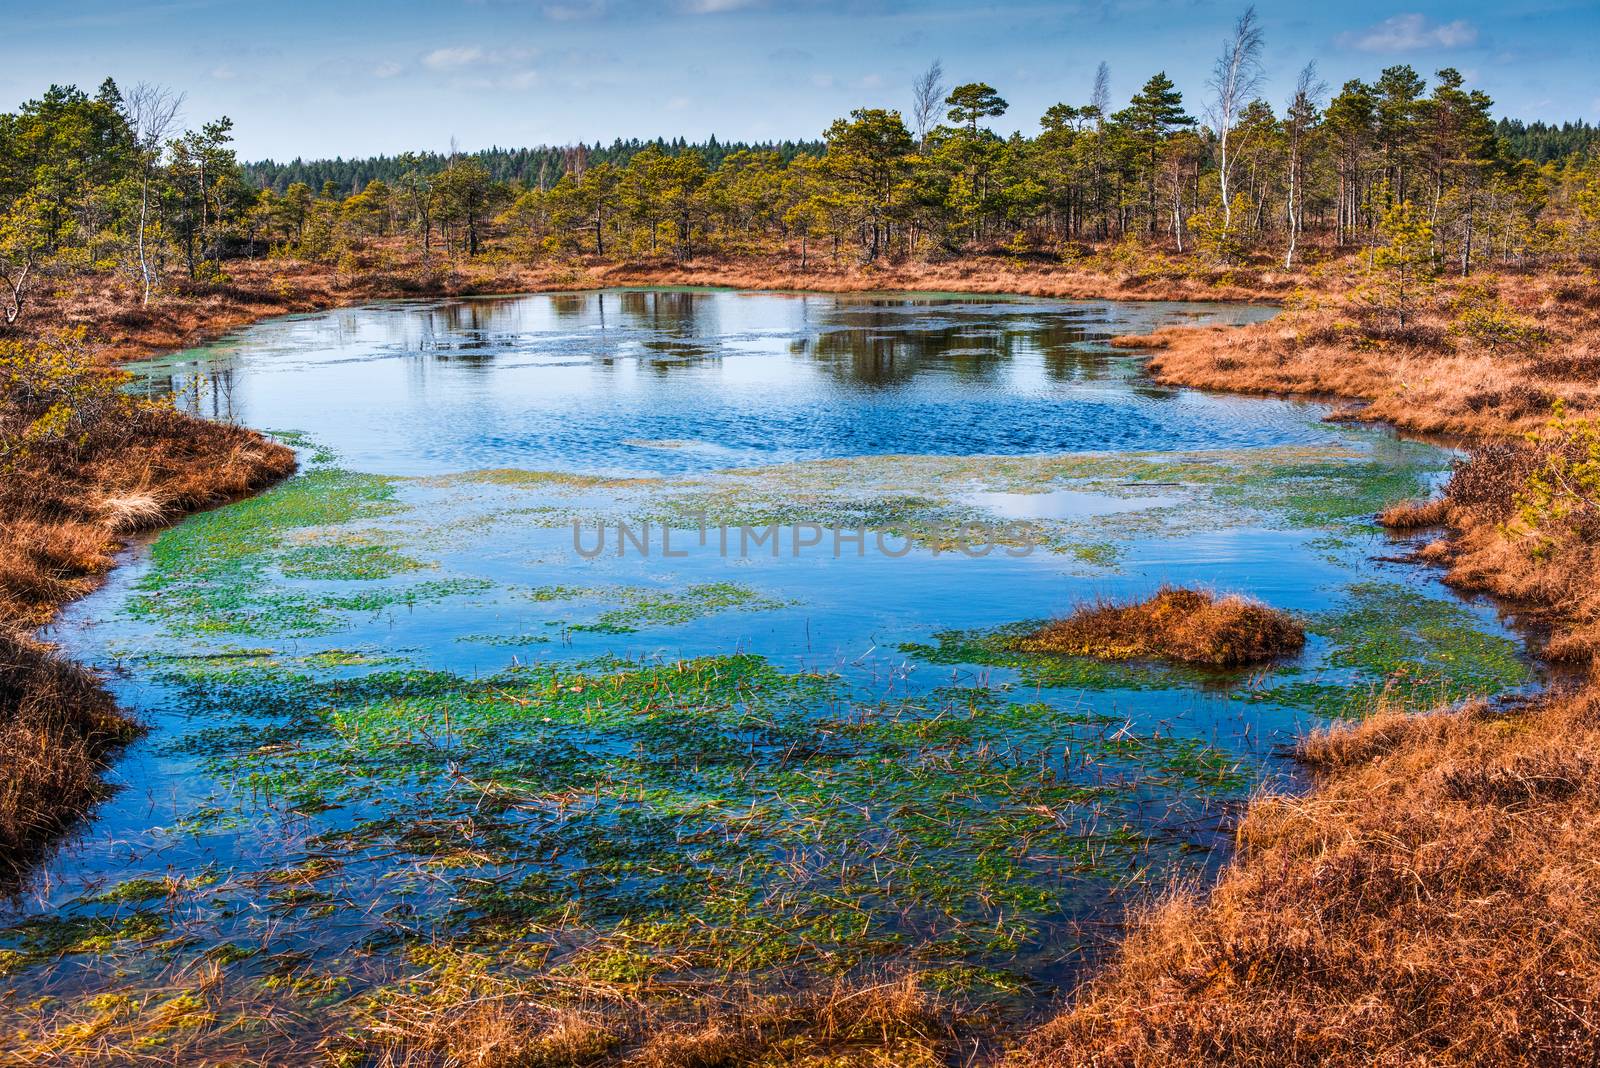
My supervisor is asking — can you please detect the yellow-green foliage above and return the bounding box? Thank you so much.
[1370,198,1436,326]
[1188,193,1255,266]
[1514,402,1600,556]
[0,329,141,453]
[1449,284,1549,353]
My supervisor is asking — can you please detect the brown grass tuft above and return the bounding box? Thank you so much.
[1017,587,1305,668]
[1013,691,1600,1067]
[350,968,958,1068]
[1377,496,1450,529]
[0,630,139,870]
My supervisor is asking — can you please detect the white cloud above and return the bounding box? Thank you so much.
[421,46,537,72]
[1340,14,1478,52]
[422,46,484,71]
[373,61,404,79]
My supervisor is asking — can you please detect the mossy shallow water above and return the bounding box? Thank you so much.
[1,651,1251,1053]
[902,579,1531,720]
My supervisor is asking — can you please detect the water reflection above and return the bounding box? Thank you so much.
[128,288,1286,476]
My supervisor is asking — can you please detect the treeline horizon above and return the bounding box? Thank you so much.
[241,118,1596,197]
[242,138,828,196]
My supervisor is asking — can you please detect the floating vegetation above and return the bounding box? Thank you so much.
[900,623,1219,691]
[906,580,1530,721]
[1266,581,1531,716]
[575,582,790,632]
[123,469,493,638]
[420,468,657,490]
[0,652,1251,1048]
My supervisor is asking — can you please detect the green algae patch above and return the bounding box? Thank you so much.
[578,582,791,632]
[0,914,169,975]
[277,544,428,581]
[268,428,340,465]
[420,468,658,490]
[899,624,1212,692]
[124,469,492,639]
[129,468,405,635]
[905,580,1531,722]
[1240,582,1532,717]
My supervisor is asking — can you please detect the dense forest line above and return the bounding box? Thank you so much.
[247,120,1599,197]
[1497,118,1600,163]
[241,137,828,196]
[4,10,1600,332]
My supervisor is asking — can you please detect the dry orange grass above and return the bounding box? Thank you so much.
[1011,691,1600,1067]
[1018,587,1305,668]
[593,251,1296,305]
[1138,270,1600,441]
[0,338,295,871]
[1376,497,1450,529]
[9,246,1600,1063]
[1013,264,1600,1066]
[0,630,138,866]
[17,241,1308,370]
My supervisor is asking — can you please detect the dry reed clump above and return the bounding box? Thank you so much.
[1426,412,1600,668]
[1012,691,1600,1067]
[1376,496,1450,529]
[0,630,137,868]
[0,332,296,871]
[1016,587,1305,668]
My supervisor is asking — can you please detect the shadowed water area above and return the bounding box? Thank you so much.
[1,290,1538,1055]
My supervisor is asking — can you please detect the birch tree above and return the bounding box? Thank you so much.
[1208,6,1265,228]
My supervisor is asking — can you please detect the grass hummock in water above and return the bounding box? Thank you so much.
[1017,587,1306,668]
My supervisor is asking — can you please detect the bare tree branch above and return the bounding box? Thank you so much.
[123,83,185,306]
[1208,5,1265,226]
[911,58,946,147]
[1091,61,1111,129]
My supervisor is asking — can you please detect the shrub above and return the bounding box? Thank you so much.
[1450,286,1550,354]
[1188,193,1255,266]
[1511,402,1600,556]
[0,328,137,456]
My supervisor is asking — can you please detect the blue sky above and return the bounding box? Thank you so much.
[7,0,1598,160]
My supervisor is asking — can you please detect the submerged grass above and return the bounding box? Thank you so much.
[0,649,1253,1060]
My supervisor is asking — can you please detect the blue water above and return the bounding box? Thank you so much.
[134,289,1288,475]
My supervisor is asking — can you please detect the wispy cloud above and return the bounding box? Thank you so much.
[681,0,758,13]
[421,46,538,72]
[422,46,485,71]
[543,0,608,20]
[1340,13,1478,53]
